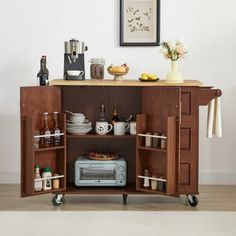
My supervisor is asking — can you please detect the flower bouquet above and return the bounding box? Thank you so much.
[161,41,188,83]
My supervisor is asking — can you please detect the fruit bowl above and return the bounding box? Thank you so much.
[107,65,129,81]
[139,77,159,82]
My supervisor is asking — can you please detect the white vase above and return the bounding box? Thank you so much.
[165,60,184,83]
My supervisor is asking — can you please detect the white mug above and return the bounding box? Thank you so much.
[130,121,136,135]
[114,122,130,135]
[96,121,113,135]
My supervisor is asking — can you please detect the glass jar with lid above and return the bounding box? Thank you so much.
[90,58,105,80]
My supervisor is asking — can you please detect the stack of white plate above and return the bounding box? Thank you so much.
[66,113,92,135]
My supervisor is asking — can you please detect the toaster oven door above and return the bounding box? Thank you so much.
[77,163,117,186]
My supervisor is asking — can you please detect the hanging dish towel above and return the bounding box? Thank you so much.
[207,97,222,138]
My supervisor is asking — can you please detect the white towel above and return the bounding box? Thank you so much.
[207,97,222,138]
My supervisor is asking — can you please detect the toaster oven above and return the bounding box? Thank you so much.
[75,156,127,186]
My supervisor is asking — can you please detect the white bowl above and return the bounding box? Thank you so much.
[70,116,85,123]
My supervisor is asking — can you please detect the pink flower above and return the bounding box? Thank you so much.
[176,45,186,55]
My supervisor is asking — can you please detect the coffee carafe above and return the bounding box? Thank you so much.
[64,38,88,80]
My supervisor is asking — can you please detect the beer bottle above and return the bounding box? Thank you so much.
[37,56,49,86]
[53,112,61,146]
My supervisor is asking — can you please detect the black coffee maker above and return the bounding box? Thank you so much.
[64,39,88,80]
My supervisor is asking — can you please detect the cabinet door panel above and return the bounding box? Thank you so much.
[20,86,63,197]
[137,87,181,196]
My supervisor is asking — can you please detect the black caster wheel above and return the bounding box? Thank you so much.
[122,194,128,205]
[52,194,65,207]
[186,195,198,207]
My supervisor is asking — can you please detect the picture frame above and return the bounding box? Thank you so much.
[120,0,160,46]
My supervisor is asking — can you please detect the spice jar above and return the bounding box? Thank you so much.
[90,58,105,80]
[151,175,158,190]
[145,132,152,147]
[158,176,165,192]
[152,133,159,148]
[143,169,150,188]
[160,133,167,149]
[53,173,60,189]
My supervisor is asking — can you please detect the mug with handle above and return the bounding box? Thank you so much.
[96,121,113,135]
[114,122,130,135]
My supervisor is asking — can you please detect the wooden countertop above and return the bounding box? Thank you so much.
[50,79,203,87]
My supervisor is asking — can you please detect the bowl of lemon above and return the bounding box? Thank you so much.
[139,73,159,82]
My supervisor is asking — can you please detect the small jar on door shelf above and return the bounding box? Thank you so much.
[143,169,150,188]
[53,174,60,189]
[42,167,52,191]
[160,133,167,149]
[145,132,152,147]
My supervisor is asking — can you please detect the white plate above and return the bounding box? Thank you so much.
[67,119,89,124]
[66,122,91,127]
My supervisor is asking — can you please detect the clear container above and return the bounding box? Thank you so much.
[90,58,105,80]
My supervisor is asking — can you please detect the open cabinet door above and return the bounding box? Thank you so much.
[136,87,181,196]
[20,86,66,197]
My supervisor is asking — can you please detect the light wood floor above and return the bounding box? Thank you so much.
[0,185,235,211]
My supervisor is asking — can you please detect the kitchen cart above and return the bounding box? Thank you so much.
[20,80,221,207]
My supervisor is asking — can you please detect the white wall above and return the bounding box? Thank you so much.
[0,0,235,184]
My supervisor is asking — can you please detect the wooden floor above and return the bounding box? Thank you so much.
[0,184,235,211]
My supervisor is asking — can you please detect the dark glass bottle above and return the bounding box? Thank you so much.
[37,56,49,86]
[112,109,119,124]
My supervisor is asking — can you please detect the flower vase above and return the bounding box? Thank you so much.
[165,60,184,83]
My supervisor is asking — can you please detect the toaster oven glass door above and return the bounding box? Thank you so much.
[78,163,117,185]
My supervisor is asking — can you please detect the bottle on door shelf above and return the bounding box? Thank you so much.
[145,132,152,147]
[34,165,42,192]
[143,169,150,188]
[37,56,49,86]
[160,134,167,149]
[53,112,61,146]
[112,109,119,124]
[41,112,52,147]
[42,167,52,191]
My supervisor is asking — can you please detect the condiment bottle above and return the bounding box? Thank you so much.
[112,109,119,124]
[53,112,61,146]
[42,167,52,190]
[37,56,49,86]
[41,112,52,147]
[53,174,60,189]
[34,165,42,192]
[143,169,150,188]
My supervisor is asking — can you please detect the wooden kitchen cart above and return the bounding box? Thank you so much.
[20,80,222,207]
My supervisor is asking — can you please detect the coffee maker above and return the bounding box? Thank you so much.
[64,39,88,80]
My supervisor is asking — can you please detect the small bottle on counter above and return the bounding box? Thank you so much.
[143,169,150,188]
[42,167,52,191]
[53,174,60,189]
[53,112,61,146]
[145,132,152,147]
[34,165,42,192]
[37,56,49,86]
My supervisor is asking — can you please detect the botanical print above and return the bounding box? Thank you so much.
[124,0,156,42]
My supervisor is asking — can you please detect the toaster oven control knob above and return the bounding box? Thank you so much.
[118,166,125,172]
[118,174,125,181]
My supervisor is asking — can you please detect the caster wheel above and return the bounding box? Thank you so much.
[186,195,198,207]
[52,194,65,207]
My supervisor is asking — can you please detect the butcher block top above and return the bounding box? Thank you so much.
[50,79,203,87]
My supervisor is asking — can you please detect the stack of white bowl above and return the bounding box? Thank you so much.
[66,113,92,135]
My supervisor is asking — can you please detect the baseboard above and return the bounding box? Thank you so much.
[199,172,236,185]
[0,171,20,184]
[0,171,236,185]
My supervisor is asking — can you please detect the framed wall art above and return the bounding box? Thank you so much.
[120,0,160,46]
